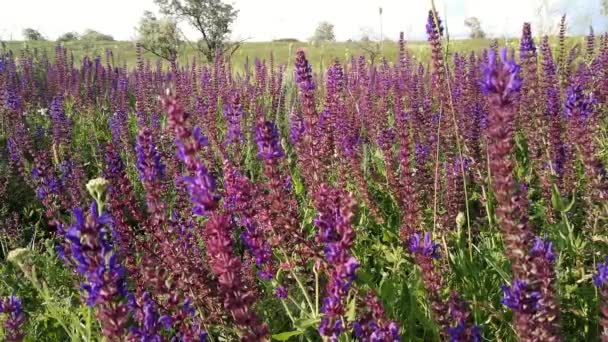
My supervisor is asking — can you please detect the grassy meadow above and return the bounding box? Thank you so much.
[2,36,588,69]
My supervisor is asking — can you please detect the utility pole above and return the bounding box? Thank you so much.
[379,6,383,41]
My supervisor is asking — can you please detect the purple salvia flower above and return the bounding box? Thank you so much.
[275,287,288,299]
[595,258,608,287]
[377,128,395,151]
[540,36,567,189]
[31,164,61,202]
[255,120,284,160]
[30,150,63,223]
[4,89,21,112]
[135,128,165,182]
[103,143,145,274]
[163,95,220,216]
[482,48,548,342]
[481,45,533,279]
[501,279,541,314]
[519,23,536,57]
[409,231,449,334]
[441,156,469,231]
[204,214,269,339]
[426,9,444,37]
[341,133,361,158]
[294,49,324,192]
[415,143,430,167]
[595,257,608,340]
[49,95,71,148]
[564,84,607,200]
[530,236,556,262]
[223,92,245,145]
[565,84,596,120]
[314,185,357,341]
[0,295,26,342]
[163,96,265,339]
[448,324,482,342]
[427,8,450,115]
[254,118,312,258]
[540,37,558,109]
[481,47,522,101]
[289,109,306,143]
[183,167,219,217]
[127,293,165,341]
[409,232,441,259]
[6,138,22,166]
[241,220,274,280]
[528,236,560,340]
[353,292,401,341]
[447,293,482,342]
[63,202,129,338]
[150,112,161,131]
[109,111,128,148]
[295,50,316,95]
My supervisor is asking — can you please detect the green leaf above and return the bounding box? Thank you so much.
[272,330,304,341]
[346,296,357,322]
[293,316,321,329]
[293,175,304,195]
[551,185,563,211]
[562,193,576,213]
[356,269,374,286]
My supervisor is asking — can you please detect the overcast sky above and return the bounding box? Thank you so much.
[0,0,605,41]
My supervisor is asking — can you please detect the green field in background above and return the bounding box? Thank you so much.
[2,37,586,70]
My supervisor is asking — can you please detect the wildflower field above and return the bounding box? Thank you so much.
[2,9,608,342]
[1,39,501,73]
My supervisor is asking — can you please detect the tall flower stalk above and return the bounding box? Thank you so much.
[481,47,531,277]
[163,95,268,340]
[313,184,358,341]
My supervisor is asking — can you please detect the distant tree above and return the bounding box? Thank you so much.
[81,29,114,41]
[353,27,381,63]
[311,21,336,43]
[137,11,182,61]
[272,38,300,43]
[154,0,238,62]
[22,28,45,41]
[358,27,378,42]
[358,41,381,65]
[464,17,486,39]
[57,32,79,42]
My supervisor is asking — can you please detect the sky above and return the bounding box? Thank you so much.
[0,0,605,42]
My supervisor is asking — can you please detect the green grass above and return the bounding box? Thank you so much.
[0,38,543,69]
[3,36,590,71]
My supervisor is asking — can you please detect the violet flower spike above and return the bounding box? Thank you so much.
[135,128,165,182]
[275,287,288,299]
[530,236,556,263]
[314,185,358,340]
[0,295,26,342]
[255,120,284,160]
[127,293,166,341]
[565,84,596,121]
[409,232,441,259]
[501,279,541,314]
[481,47,522,102]
[62,202,130,338]
[594,258,608,287]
